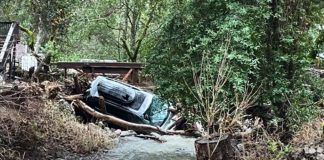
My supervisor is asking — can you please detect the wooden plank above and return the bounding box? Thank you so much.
[81,67,134,74]
[55,62,143,82]
[0,23,16,64]
[54,62,144,69]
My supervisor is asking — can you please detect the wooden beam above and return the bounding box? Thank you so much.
[0,23,16,67]
[54,62,144,69]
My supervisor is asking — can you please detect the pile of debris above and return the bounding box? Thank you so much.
[0,80,117,159]
[1,72,198,139]
[3,72,192,134]
[282,140,324,160]
[63,76,195,136]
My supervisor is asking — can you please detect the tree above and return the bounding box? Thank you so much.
[59,0,169,62]
[120,0,160,62]
[0,0,75,53]
[146,0,323,131]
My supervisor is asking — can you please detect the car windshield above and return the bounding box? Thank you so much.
[146,96,169,125]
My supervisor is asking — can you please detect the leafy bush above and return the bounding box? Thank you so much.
[147,1,267,117]
[146,0,322,134]
[285,73,324,132]
[267,140,292,159]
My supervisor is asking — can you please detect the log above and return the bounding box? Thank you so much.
[73,100,168,134]
[195,134,239,160]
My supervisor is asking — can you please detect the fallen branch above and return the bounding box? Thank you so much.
[0,84,43,106]
[64,94,83,101]
[73,100,168,135]
[0,85,42,96]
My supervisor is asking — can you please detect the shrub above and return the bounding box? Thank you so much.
[146,0,323,136]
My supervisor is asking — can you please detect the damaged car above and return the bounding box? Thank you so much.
[84,76,174,130]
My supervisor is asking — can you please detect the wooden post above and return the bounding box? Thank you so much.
[131,69,139,83]
[64,68,67,78]
[91,67,94,78]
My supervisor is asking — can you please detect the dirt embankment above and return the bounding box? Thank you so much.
[0,83,116,160]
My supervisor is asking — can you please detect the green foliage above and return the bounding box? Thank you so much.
[1,0,171,61]
[0,0,77,53]
[55,0,120,61]
[148,0,263,113]
[41,41,60,60]
[147,0,267,124]
[146,0,323,132]
[53,0,171,62]
[18,24,35,51]
[285,73,324,132]
[267,140,292,159]
[1,0,323,135]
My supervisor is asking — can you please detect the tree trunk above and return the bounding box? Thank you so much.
[195,134,239,160]
[33,53,51,82]
[73,100,168,134]
[34,20,43,54]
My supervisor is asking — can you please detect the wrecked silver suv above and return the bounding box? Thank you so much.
[85,76,173,129]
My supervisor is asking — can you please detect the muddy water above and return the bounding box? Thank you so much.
[81,135,196,160]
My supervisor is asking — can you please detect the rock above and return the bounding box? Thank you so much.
[305,147,316,154]
[316,147,323,153]
[120,130,136,137]
[237,143,244,151]
[97,121,105,128]
[114,129,122,135]
[317,154,324,159]
[284,140,324,160]
[104,127,112,133]
[58,99,75,114]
